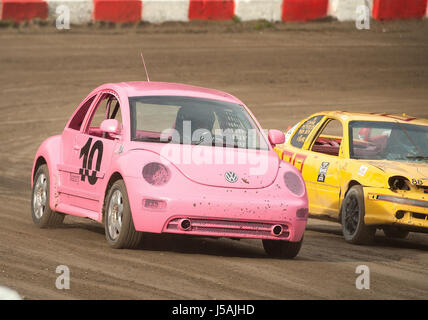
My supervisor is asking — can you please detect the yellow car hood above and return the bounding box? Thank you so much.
[363,160,428,184]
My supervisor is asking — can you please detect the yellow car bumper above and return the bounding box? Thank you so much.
[363,187,428,230]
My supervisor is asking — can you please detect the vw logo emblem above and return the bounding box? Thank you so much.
[225,171,238,183]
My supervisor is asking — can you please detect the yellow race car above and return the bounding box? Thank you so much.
[275,111,428,244]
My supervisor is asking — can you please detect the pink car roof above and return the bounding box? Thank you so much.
[99,81,244,105]
[79,81,266,144]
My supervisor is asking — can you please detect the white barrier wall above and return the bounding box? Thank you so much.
[47,0,93,25]
[328,0,373,21]
[235,0,283,22]
[142,0,190,23]
[3,0,427,24]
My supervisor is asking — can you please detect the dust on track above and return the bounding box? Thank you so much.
[1,20,428,299]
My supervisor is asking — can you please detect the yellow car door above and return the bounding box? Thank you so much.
[302,151,341,216]
[301,118,345,217]
[277,116,345,218]
[281,148,341,217]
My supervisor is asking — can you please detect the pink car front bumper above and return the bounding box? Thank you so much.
[125,176,308,242]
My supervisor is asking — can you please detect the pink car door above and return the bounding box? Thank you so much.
[61,92,123,215]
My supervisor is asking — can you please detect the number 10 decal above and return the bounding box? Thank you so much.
[79,137,103,185]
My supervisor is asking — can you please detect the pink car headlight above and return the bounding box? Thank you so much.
[284,171,304,197]
[142,163,170,186]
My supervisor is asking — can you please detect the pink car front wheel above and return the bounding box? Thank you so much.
[104,180,143,249]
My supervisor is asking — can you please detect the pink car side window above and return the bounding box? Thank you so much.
[68,96,96,131]
[87,93,122,139]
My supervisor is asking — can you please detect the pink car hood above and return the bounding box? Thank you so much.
[135,143,280,189]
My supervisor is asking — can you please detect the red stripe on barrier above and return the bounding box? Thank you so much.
[1,0,48,22]
[189,0,235,20]
[373,0,427,20]
[282,0,329,22]
[94,0,142,23]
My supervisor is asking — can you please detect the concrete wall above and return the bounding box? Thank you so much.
[235,0,282,22]
[1,0,427,23]
[142,0,189,23]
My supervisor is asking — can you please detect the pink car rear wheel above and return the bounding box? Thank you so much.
[104,180,143,249]
[31,164,64,228]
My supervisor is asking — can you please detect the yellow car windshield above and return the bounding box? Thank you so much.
[349,121,428,162]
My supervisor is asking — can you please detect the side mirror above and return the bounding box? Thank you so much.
[268,129,285,146]
[100,119,120,135]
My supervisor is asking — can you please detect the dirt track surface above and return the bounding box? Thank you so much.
[1,21,428,300]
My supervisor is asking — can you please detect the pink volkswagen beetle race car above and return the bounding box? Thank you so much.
[31,81,308,258]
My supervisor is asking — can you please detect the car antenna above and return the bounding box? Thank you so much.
[140,52,150,82]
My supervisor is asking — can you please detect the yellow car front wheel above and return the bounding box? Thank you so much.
[341,185,376,245]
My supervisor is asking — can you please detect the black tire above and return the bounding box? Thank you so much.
[262,238,303,259]
[341,185,375,245]
[383,227,409,239]
[104,180,143,249]
[31,164,64,228]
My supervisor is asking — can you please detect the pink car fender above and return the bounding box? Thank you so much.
[32,135,62,211]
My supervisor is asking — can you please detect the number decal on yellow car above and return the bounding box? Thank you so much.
[281,151,307,173]
[412,179,423,186]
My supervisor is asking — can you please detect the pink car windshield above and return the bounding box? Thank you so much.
[129,96,269,150]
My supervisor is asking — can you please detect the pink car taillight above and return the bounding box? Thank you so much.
[284,171,304,197]
[142,162,170,186]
